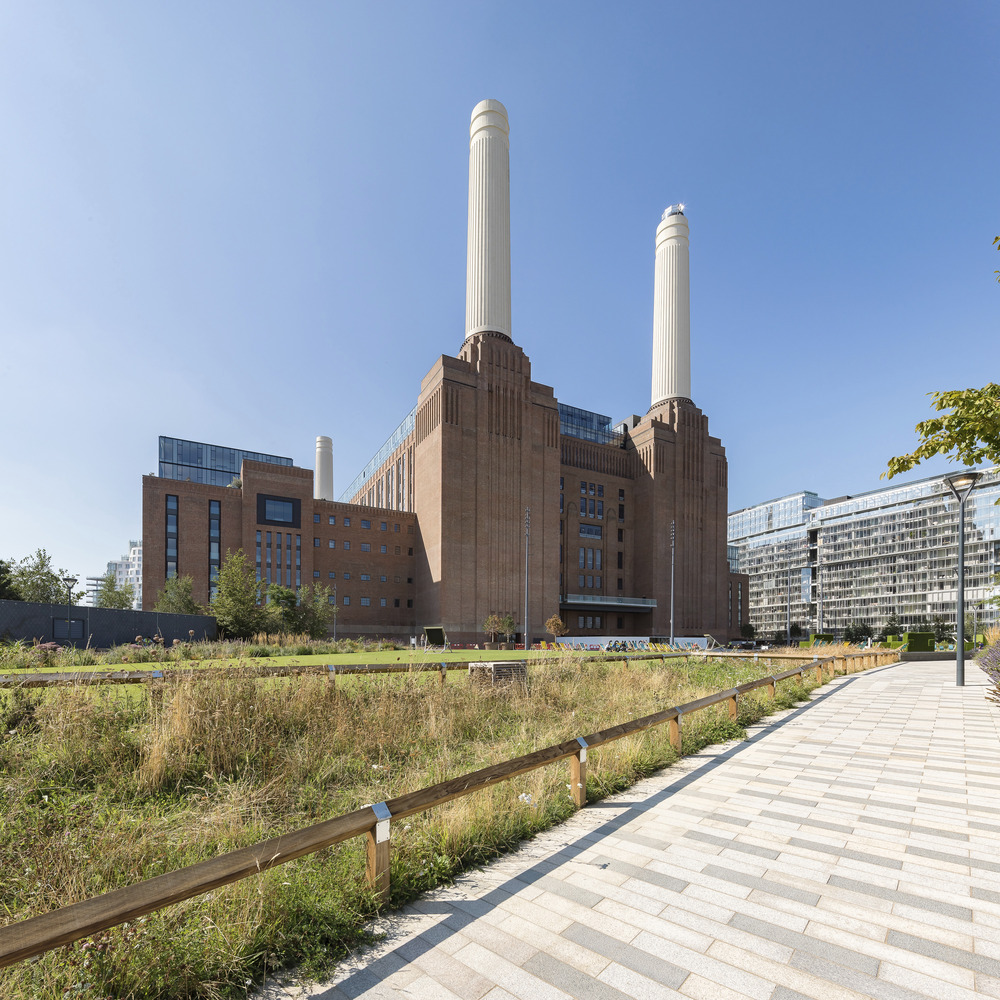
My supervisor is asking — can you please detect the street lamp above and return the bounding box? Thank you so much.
[61,576,77,643]
[945,470,982,686]
[333,584,337,642]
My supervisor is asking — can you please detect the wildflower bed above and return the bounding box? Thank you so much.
[0,653,818,1000]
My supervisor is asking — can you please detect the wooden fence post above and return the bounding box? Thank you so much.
[669,712,682,753]
[439,662,447,688]
[814,660,823,684]
[571,737,588,809]
[767,678,776,700]
[366,802,392,903]
[327,664,336,688]
[727,694,738,720]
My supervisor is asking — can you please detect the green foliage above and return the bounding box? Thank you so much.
[903,631,935,652]
[153,574,202,615]
[8,549,79,604]
[0,559,22,600]
[209,549,266,639]
[94,570,136,610]
[740,621,756,640]
[884,383,1000,480]
[499,612,516,641]
[843,621,874,644]
[265,583,334,639]
[877,612,901,643]
[931,613,955,643]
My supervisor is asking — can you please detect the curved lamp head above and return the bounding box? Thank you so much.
[945,470,982,504]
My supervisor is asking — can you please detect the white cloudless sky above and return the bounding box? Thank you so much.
[1,0,998,581]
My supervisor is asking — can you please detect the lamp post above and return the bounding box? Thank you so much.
[524,507,530,650]
[669,519,675,646]
[61,576,77,643]
[333,584,337,642]
[945,470,982,686]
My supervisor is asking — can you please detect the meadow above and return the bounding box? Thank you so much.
[0,648,823,999]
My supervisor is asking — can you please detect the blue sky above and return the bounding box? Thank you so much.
[1,1,998,581]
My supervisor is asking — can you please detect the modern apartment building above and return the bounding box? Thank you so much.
[728,470,1000,637]
[142,101,747,643]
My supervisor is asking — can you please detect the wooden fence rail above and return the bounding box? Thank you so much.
[0,649,899,969]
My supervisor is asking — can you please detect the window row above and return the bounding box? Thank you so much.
[328,596,413,608]
[312,515,403,532]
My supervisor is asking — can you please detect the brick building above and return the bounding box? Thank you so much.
[142,100,747,644]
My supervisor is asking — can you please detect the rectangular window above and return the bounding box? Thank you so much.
[395,545,401,555]
[617,577,623,589]
[580,481,587,495]
[394,598,400,608]
[595,550,602,570]
[589,483,595,495]
[586,617,593,628]
[361,519,371,529]
[587,575,593,588]
[597,485,604,497]
[314,537,320,547]
[344,517,351,527]
[578,575,585,588]
[328,515,336,525]
[596,576,601,588]
[343,596,350,606]
[380,522,387,531]
[560,495,564,514]
[619,489,625,501]
[394,523,400,532]
[344,541,350,550]
[361,542,371,552]
[597,500,603,519]
[407,599,413,608]
[579,547,585,569]
[408,547,413,556]
[380,597,387,607]
[360,573,371,581]
[587,549,593,570]
[165,494,179,579]
[578,616,585,628]
[259,496,299,526]
[617,551,623,569]
[380,575,387,582]
[580,525,602,539]
[328,571,336,579]
[619,504,625,520]
[618,529,623,542]
[313,570,320,578]
[329,539,336,548]
[380,544,387,553]
[313,513,320,523]
[328,595,337,604]
[595,616,602,628]
[343,572,350,579]
[617,616,624,629]
[360,597,370,607]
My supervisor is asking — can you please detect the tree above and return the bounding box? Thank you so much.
[209,549,266,639]
[499,612,517,643]
[0,560,21,601]
[544,614,568,642]
[154,575,201,615]
[95,570,136,610]
[740,622,756,641]
[877,612,901,642]
[8,549,78,603]
[265,583,334,638]
[931,614,955,643]
[483,613,504,643]
[843,621,874,644]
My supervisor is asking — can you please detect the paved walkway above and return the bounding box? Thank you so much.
[262,660,1000,1000]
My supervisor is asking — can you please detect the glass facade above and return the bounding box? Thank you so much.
[558,404,621,445]
[158,436,292,487]
[728,472,1000,637]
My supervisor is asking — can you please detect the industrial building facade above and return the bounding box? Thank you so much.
[728,470,1000,638]
[142,101,746,644]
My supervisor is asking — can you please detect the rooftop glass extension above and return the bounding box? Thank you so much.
[341,406,417,502]
[559,403,621,445]
[158,436,293,487]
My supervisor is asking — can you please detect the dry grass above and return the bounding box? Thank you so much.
[0,653,818,999]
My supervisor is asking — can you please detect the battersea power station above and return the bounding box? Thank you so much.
[143,100,747,645]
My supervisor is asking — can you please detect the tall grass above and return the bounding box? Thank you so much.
[0,654,815,999]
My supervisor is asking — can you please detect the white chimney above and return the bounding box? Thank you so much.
[465,99,511,342]
[650,205,691,407]
[314,436,333,501]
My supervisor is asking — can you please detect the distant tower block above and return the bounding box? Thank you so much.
[314,436,333,501]
[650,205,691,407]
[465,99,511,342]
